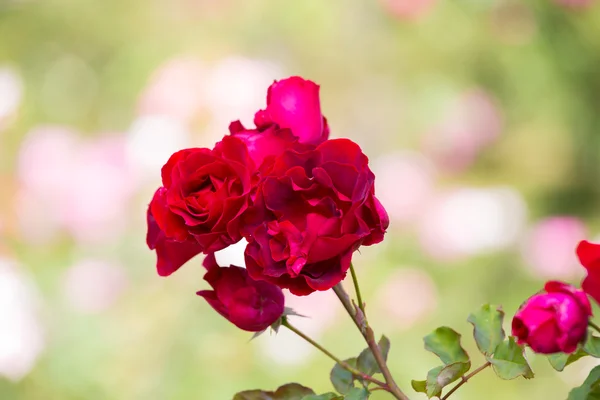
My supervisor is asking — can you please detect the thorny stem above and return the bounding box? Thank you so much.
[440,361,491,400]
[350,263,365,315]
[332,283,410,400]
[281,319,388,388]
[590,321,600,334]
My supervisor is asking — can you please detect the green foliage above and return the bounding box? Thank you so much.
[301,394,343,400]
[357,336,390,376]
[330,358,358,394]
[486,337,534,380]
[234,383,315,399]
[567,365,600,400]
[412,326,472,398]
[467,304,506,356]
[424,327,469,365]
[343,388,369,400]
[547,333,600,372]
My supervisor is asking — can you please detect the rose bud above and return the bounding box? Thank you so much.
[512,281,592,354]
[576,240,600,305]
[147,135,257,275]
[254,76,329,145]
[197,257,285,332]
[244,138,389,296]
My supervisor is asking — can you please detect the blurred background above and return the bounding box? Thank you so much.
[1,0,600,398]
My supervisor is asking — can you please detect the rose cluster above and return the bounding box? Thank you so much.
[511,240,600,354]
[146,76,388,331]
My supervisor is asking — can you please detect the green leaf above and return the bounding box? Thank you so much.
[424,362,471,399]
[411,380,427,394]
[234,383,315,399]
[486,337,534,380]
[584,335,600,358]
[301,394,343,400]
[548,349,588,372]
[568,365,600,400]
[344,387,369,400]
[330,358,357,394]
[425,366,444,398]
[467,304,506,356]
[357,335,391,375]
[424,327,469,365]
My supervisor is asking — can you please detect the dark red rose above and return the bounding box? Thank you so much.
[147,135,257,275]
[512,281,592,354]
[244,138,389,296]
[197,255,285,332]
[254,76,329,145]
[146,202,203,276]
[577,240,600,305]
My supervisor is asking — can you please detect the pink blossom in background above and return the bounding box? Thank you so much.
[521,217,587,280]
[62,260,128,313]
[380,0,436,19]
[423,89,503,173]
[418,187,527,260]
[0,66,23,131]
[17,126,136,243]
[0,257,44,381]
[137,57,207,123]
[372,151,437,225]
[555,0,592,8]
[257,290,339,366]
[374,268,438,331]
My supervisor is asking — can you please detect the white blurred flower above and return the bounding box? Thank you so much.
[521,217,587,280]
[214,238,248,268]
[137,57,207,122]
[206,56,282,127]
[62,259,128,313]
[374,268,438,331]
[0,66,23,130]
[418,187,527,260]
[372,151,437,225]
[0,258,44,381]
[424,89,503,173]
[125,115,191,182]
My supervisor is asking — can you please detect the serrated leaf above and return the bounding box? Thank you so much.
[411,380,427,393]
[548,349,588,372]
[344,387,369,400]
[284,307,307,318]
[301,394,343,400]
[467,304,505,356]
[357,335,391,375]
[424,362,471,399]
[584,335,600,358]
[424,327,469,365]
[486,337,533,380]
[234,383,315,400]
[330,358,357,394]
[567,365,600,400]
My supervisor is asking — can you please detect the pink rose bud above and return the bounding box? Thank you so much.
[512,281,592,354]
[254,76,329,145]
[576,240,600,305]
[197,258,285,332]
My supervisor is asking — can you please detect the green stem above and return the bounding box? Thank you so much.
[332,284,410,400]
[590,321,600,334]
[350,263,365,315]
[441,361,491,400]
[281,319,388,388]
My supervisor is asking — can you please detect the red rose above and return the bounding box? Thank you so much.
[577,240,600,305]
[197,254,285,332]
[254,76,329,145]
[512,281,592,354]
[244,138,389,296]
[147,136,256,275]
[146,204,203,276]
